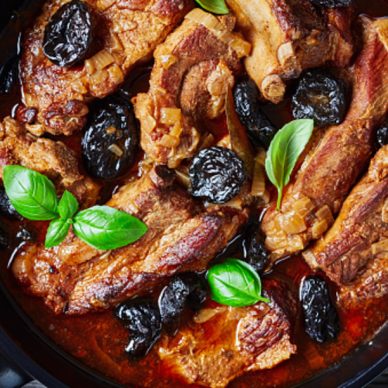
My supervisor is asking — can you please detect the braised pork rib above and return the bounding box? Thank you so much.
[20,0,193,136]
[261,17,388,261]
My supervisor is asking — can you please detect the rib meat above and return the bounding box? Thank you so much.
[12,166,247,315]
[0,116,99,207]
[261,17,388,261]
[133,9,250,168]
[20,0,193,136]
[226,0,353,103]
[158,280,297,388]
[304,145,388,284]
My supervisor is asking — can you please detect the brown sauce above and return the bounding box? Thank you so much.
[0,0,387,386]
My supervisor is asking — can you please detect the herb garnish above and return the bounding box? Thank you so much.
[3,165,147,249]
[195,0,229,15]
[265,119,314,210]
[207,258,269,307]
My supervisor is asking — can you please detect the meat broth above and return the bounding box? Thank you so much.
[0,0,387,386]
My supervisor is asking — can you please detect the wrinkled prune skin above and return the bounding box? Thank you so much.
[375,121,388,149]
[115,299,162,358]
[292,70,348,127]
[43,0,95,67]
[82,97,139,180]
[242,223,269,274]
[189,147,246,204]
[158,274,207,332]
[0,226,9,248]
[233,77,277,149]
[0,188,21,219]
[0,55,19,94]
[300,276,340,343]
[310,0,352,7]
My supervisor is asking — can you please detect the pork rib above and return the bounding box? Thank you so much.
[0,116,99,207]
[261,17,388,261]
[226,0,353,103]
[133,9,250,168]
[158,280,296,388]
[20,0,193,136]
[304,145,388,284]
[12,167,247,315]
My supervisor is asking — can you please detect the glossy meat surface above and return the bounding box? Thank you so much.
[226,0,353,103]
[304,145,388,284]
[133,9,250,168]
[12,167,247,314]
[20,0,193,136]
[261,17,388,261]
[0,116,99,207]
[158,280,297,388]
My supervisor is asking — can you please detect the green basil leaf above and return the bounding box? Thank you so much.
[3,165,58,220]
[73,206,148,250]
[265,119,314,210]
[45,218,71,248]
[207,258,269,307]
[195,0,229,14]
[57,190,79,219]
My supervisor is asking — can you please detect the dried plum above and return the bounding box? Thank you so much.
[115,299,161,358]
[242,223,269,274]
[0,188,21,219]
[0,226,9,248]
[16,228,34,242]
[82,97,139,180]
[310,0,352,7]
[158,274,207,332]
[234,77,277,149]
[0,55,19,94]
[300,276,340,343]
[43,0,95,67]
[189,147,246,204]
[375,120,388,149]
[292,70,348,127]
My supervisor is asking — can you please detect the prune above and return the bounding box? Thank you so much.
[158,274,207,332]
[115,299,161,358]
[189,147,246,204]
[0,226,9,248]
[43,0,95,67]
[310,0,352,7]
[16,228,34,242]
[234,77,277,149]
[242,223,269,274]
[376,121,388,149]
[300,276,340,343]
[292,70,348,127]
[82,97,139,180]
[0,188,21,219]
[0,55,19,94]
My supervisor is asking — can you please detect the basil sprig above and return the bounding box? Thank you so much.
[207,258,269,307]
[195,0,229,14]
[265,119,314,210]
[3,165,147,250]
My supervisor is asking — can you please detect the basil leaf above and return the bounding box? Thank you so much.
[57,190,79,219]
[3,165,58,220]
[207,258,269,307]
[73,206,148,250]
[45,218,71,248]
[265,119,314,210]
[195,0,229,14]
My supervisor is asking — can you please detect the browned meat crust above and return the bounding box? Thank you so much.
[12,167,247,315]
[261,17,388,261]
[20,0,193,136]
[304,145,388,284]
[133,9,250,168]
[0,116,99,207]
[226,0,353,103]
[158,280,297,388]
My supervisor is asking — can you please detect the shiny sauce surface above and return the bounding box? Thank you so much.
[0,0,387,386]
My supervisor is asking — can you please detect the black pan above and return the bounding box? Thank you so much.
[0,1,387,387]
